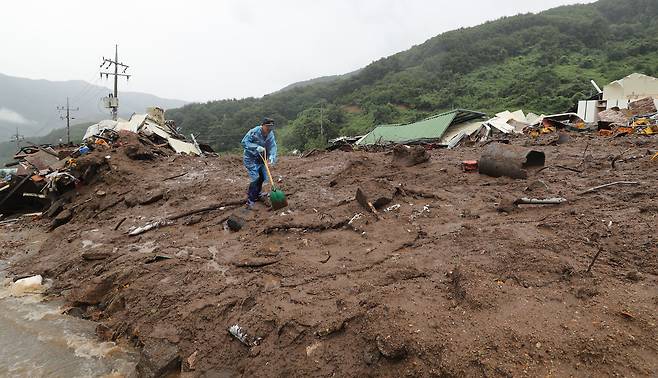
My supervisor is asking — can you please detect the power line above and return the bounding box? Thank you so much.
[85,81,112,105]
[85,84,111,113]
[70,75,102,104]
[100,44,131,121]
[57,97,79,144]
[69,70,102,103]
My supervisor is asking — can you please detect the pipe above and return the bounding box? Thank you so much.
[479,143,545,179]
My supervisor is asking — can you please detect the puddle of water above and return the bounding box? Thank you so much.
[0,262,138,377]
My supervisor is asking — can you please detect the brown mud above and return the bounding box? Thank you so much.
[2,134,657,377]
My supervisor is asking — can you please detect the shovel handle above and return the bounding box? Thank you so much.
[261,148,276,189]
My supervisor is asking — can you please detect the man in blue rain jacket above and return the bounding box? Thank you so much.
[241,118,278,208]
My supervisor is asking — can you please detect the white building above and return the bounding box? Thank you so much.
[578,73,658,122]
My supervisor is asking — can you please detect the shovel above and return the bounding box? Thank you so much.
[261,149,288,210]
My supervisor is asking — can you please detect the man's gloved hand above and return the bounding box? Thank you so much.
[268,156,276,166]
[256,146,265,154]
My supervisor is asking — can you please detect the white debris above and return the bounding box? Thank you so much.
[228,324,261,347]
[348,213,363,225]
[385,204,401,212]
[128,220,173,236]
[10,275,45,296]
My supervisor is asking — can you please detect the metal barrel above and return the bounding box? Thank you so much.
[479,143,545,179]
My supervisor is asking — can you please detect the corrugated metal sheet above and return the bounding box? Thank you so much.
[82,120,118,140]
[440,121,483,144]
[83,113,201,155]
[356,110,484,146]
[167,137,201,155]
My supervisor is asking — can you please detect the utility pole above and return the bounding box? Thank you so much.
[11,127,24,151]
[100,44,130,120]
[57,97,79,144]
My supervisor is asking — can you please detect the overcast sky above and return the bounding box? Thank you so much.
[1,0,595,103]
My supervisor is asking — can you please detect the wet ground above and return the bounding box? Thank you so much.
[1,240,138,377]
[1,133,657,377]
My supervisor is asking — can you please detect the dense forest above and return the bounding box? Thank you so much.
[162,0,658,152]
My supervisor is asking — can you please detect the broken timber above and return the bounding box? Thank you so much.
[128,199,244,236]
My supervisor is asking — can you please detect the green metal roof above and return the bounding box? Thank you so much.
[356,109,485,146]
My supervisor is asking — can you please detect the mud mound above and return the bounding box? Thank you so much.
[391,145,430,167]
[2,134,657,377]
[329,156,383,187]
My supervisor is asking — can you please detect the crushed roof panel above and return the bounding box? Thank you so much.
[356,109,485,145]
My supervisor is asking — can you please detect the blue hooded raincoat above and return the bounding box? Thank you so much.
[241,125,278,182]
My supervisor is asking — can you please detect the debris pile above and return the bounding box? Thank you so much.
[470,110,539,141]
[525,113,588,136]
[0,145,81,216]
[327,136,364,151]
[83,107,207,156]
[0,107,213,218]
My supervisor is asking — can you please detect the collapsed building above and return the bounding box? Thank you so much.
[83,107,207,156]
[355,109,486,148]
[341,73,658,151]
[0,107,211,217]
[577,73,658,123]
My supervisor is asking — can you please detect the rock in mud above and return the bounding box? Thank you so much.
[227,215,246,231]
[96,323,113,341]
[125,144,155,160]
[69,276,114,305]
[626,271,643,282]
[391,145,430,167]
[496,197,518,213]
[479,143,545,179]
[376,334,407,360]
[356,184,396,211]
[124,194,138,207]
[305,342,323,357]
[50,209,73,230]
[75,154,107,183]
[105,293,126,315]
[136,340,181,378]
[45,198,65,218]
[183,215,203,226]
[140,190,165,205]
[81,251,112,261]
[363,343,381,365]
[185,351,198,371]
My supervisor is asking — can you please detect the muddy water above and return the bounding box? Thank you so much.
[0,262,138,377]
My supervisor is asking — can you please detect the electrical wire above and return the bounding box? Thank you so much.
[69,69,103,103]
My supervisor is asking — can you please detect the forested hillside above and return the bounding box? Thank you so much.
[168,0,658,152]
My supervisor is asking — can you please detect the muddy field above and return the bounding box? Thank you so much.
[1,133,657,377]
